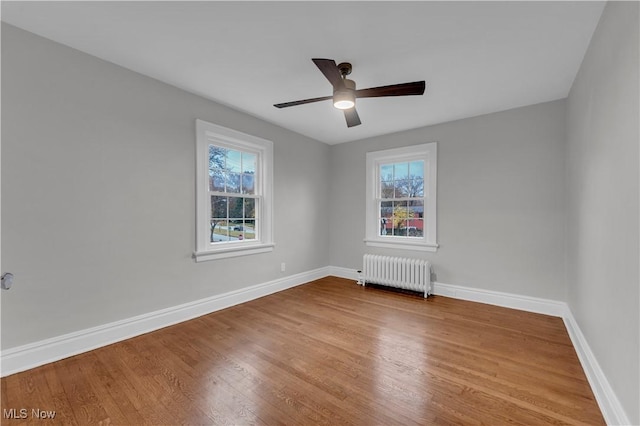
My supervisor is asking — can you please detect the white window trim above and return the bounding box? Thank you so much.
[194,119,274,262]
[364,143,438,252]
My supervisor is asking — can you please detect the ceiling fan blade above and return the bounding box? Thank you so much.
[312,58,344,89]
[274,95,333,109]
[344,108,361,127]
[355,81,426,98]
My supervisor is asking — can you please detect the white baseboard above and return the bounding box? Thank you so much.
[432,281,569,318]
[563,312,631,426]
[328,265,359,281]
[0,266,329,377]
[330,268,567,317]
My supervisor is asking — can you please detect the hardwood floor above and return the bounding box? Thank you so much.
[1,276,604,425]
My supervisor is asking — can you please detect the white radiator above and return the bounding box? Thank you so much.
[362,254,432,298]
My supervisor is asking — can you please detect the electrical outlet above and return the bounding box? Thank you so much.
[280,262,286,272]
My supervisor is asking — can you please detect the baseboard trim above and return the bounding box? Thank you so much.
[329,268,566,318]
[328,265,358,281]
[563,312,631,426]
[1,266,330,377]
[432,281,568,317]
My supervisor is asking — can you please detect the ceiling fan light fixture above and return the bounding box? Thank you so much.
[333,78,356,109]
[333,91,355,110]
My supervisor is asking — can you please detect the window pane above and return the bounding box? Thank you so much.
[242,173,255,194]
[209,146,227,172]
[380,164,393,182]
[381,181,394,198]
[228,196,243,219]
[210,173,225,192]
[209,145,227,192]
[244,198,256,219]
[211,220,229,243]
[410,177,424,197]
[394,162,409,180]
[380,200,393,216]
[409,200,424,218]
[210,195,259,243]
[209,145,259,197]
[392,201,410,236]
[230,220,244,240]
[408,201,424,237]
[379,216,392,236]
[211,196,227,218]
[225,172,240,193]
[380,201,393,236]
[243,220,256,240]
[242,152,256,173]
[409,160,424,179]
[394,180,410,198]
[408,218,423,237]
[226,149,241,172]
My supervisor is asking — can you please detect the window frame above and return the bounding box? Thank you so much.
[194,119,274,262]
[365,143,438,252]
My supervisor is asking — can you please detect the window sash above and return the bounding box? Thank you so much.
[208,142,262,246]
[376,196,426,239]
[209,193,261,243]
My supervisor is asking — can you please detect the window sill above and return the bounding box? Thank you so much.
[364,239,438,252]
[194,242,275,262]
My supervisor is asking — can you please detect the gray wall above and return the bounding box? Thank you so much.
[566,2,639,424]
[330,100,567,301]
[1,24,330,349]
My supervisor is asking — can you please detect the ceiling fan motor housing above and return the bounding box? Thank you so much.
[336,78,356,92]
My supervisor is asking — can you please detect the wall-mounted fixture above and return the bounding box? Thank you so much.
[1,272,14,290]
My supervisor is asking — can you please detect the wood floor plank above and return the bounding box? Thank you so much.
[0,276,604,425]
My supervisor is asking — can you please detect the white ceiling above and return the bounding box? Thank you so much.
[1,1,605,145]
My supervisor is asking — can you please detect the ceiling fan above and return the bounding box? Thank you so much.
[274,58,426,128]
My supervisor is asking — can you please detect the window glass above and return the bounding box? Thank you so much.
[378,161,425,239]
[208,145,259,244]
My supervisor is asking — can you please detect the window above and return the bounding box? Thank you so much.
[365,143,438,251]
[194,120,274,261]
